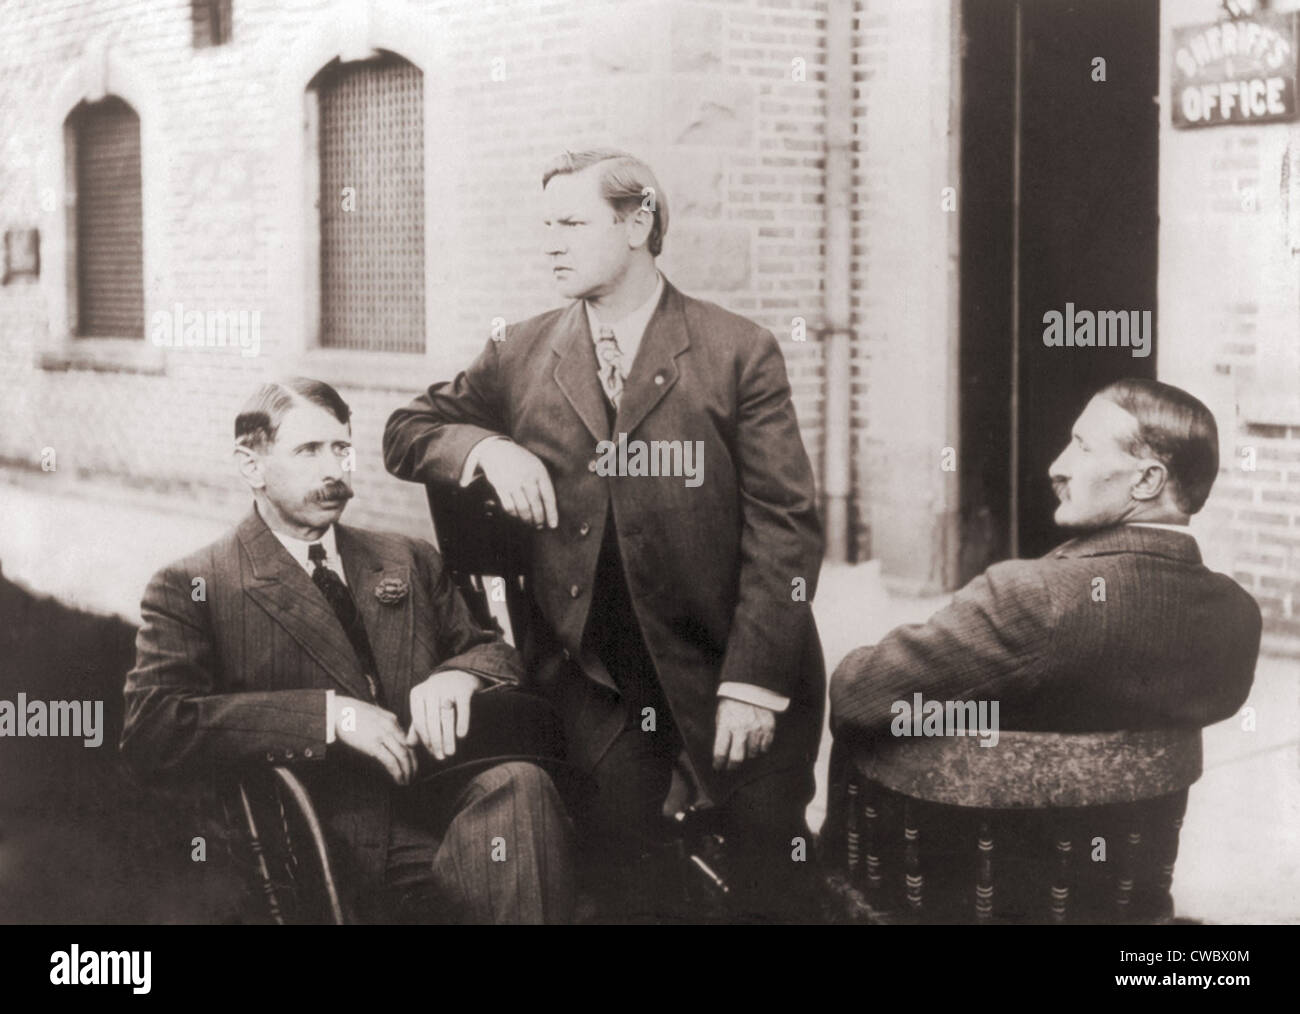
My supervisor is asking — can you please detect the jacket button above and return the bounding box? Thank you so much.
[562,648,571,661]
[569,584,581,598]
[587,459,598,472]
[654,373,665,385]
[579,522,590,536]
[265,751,276,762]
[303,747,314,759]
[284,749,295,760]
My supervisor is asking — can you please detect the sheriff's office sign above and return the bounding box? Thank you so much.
[1172,11,1299,128]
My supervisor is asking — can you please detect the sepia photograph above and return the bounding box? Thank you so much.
[0,0,1295,985]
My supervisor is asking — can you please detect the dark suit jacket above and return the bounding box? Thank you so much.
[120,507,521,903]
[830,525,1262,738]
[383,278,825,800]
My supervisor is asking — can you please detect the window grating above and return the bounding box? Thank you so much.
[73,97,144,339]
[316,54,426,354]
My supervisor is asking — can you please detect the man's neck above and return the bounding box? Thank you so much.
[254,498,332,542]
[1120,502,1190,526]
[585,259,659,323]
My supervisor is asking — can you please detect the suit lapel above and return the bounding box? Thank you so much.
[237,510,373,700]
[336,524,415,708]
[616,281,689,437]
[551,301,613,442]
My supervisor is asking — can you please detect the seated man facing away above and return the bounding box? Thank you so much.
[829,378,1262,920]
[121,377,574,924]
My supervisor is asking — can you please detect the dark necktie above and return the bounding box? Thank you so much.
[308,542,382,703]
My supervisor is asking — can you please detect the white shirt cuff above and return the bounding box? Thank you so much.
[459,436,511,487]
[325,689,336,745]
[717,682,790,713]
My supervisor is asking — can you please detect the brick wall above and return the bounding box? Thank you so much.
[9,0,1287,656]
[0,0,839,543]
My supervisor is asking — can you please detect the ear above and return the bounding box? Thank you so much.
[1130,459,1169,503]
[233,444,266,490]
[624,203,655,251]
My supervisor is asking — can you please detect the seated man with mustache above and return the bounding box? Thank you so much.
[829,378,1262,919]
[121,377,574,923]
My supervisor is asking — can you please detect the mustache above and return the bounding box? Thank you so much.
[309,483,354,504]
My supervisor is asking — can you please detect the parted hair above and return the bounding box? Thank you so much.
[235,377,351,451]
[1099,378,1219,515]
[541,148,669,256]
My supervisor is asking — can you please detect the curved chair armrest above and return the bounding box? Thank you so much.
[854,727,1202,808]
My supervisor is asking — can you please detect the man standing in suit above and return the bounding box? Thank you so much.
[383,150,825,920]
[121,377,574,924]
[830,377,1260,746]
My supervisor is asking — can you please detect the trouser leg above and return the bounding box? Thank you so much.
[716,765,821,923]
[384,760,575,924]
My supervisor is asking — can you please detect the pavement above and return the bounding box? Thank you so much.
[1,471,1297,923]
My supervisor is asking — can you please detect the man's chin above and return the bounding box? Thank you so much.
[1053,505,1082,529]
[552,276,584,300]
[1054,508,1115,532]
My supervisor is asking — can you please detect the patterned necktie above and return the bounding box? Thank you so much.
[595,326,625,409]
[308,543,382,703]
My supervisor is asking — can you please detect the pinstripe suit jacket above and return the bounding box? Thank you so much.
[120,506,521,898]
[830,525,1262,738]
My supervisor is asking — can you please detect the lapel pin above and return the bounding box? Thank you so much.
[374,576,409,606]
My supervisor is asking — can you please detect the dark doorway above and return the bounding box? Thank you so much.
[959,0,1160,580]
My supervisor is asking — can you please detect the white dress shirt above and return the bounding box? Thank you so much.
[271,523,347,584]
[582,270,665,378]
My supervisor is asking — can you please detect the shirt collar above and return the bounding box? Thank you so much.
[583,271,664,366]
[1127,521,1198,548]
[1053,523,1202,564]
[270,522,342,576]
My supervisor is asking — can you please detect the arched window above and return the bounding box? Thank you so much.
[310,52,425,354]
[65,96,144,340]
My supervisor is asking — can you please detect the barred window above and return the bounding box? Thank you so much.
[313,53,426,354]
[68,97,144,340]
[192,0,233,49]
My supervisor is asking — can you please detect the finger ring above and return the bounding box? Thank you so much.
[440,701,456,710]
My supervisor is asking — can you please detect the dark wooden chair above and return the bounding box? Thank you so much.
[216,764,351,925]
[823,727,1203,924]
[426,477,531,641]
